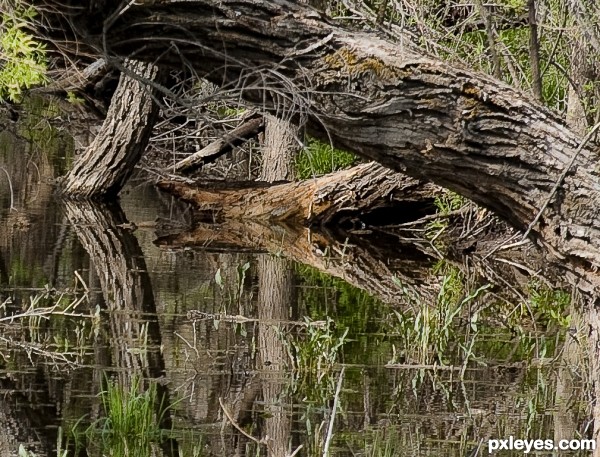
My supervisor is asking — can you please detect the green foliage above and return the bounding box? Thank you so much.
[425,190,466,245]
[66,376,179,457]
[389,263,490,366]
[284,317,348,402]
[0,3,47,102]
[66,91,85,105]
[526,281,571,329]
[295,136,358,179]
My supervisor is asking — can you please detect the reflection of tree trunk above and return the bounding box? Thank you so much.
[587,307,600,456]
[61,60,161,199]
[64,200,177,454]
[0,382,55,457]
[553,330,579,443]
[157,220,431,307]
[258,254,295,457]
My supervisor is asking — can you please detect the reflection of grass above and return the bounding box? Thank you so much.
[283,316,348,403]
[366,427,402,457]
[390,262,490,368]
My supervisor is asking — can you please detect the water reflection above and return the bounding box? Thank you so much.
[0,103,595,456]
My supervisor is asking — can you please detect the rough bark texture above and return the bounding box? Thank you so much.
[158,161,437,226]
[257,255,294,456]
[260,114,297,182]
[56,0,600,293]
[61,60,161,199]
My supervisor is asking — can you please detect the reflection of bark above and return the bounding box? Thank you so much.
[587,306,600,456]
[553,333,579,443]
[0,380,55,457]
[64,200,176,454]
[258,255,294,457]
[157,220,432,307]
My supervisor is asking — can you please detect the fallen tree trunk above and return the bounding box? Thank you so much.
[158,161,437,225]
[56,0,600,292]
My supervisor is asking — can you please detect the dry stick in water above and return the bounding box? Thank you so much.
[0,167,15,211]
[322,366,345,457]
[219,397,269,446]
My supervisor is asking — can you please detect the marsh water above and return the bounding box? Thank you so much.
[0,100,593,456]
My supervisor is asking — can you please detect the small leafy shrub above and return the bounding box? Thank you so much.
[0,2,47,102]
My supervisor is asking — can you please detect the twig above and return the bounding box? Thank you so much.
[482,232,527,260]
[0,167,16,211]
[74,270,89,293]
[219,397,268,445]
[528,0,542,101]
[288,445,304,457]
[322,366,345,457]
[473,0,502,79]
[522,121,600,241]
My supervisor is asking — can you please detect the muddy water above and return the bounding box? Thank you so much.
[0,102,593,456]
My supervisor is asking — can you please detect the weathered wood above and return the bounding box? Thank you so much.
[158,162,437,225]
[260,114,297,182]
[61,60,161,199]
[54,0,600,292]
[171,113,264,174]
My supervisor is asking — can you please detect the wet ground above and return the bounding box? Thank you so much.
[0,99,593,456]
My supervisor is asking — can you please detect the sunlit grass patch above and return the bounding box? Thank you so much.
[295,136,358,179]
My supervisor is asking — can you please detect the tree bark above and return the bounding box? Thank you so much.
[260,114,297,182]
[56,0,600,292]
[61,60,161,199]
[158,161,437,226]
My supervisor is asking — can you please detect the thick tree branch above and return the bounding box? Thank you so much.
[171,112,264,174]
[55,0,600,289]
[158,162,437,225]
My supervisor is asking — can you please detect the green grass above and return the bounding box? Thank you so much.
[425,190,467,247]
[295,136,358,179]
[65,376,181,457]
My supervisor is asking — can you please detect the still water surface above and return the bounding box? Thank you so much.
[0,101,592,456]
